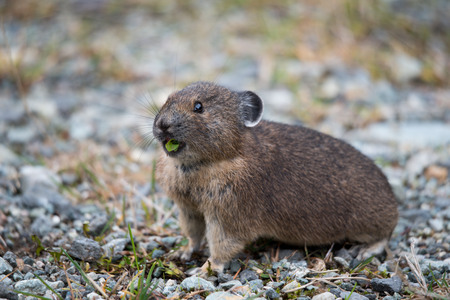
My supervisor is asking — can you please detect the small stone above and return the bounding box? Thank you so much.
[14,279,48,294]
[424,165,448,183]
[340,291,369,300]
[266,281,284,289]
[31,215,54,237]
[152,249,166,259]
[390,52,422,82]
[0,257,13,274]
[248,279,263,292]
[218,273,234,283]
[206,291,243,300]
[180,276,215,292]
[281,280,300,293]
[229,259,241,273]
[0,275,13,285]
[86,292,104,300]
[88,214,110,236]
[68,237,103,262]
[161,236,177,248]
[371,276,402,294]
[219,280,242,290]
[334,256,350,268]
[19,165,61,193]
[312,291,336,300]
[13,271,24,281]
[0,145,20,164]
[429,218,444,232]
[0,282,18,300]
[239,269,258,283]
[290,266,309,280]
[102,238,129,257]
[162,279,178,295]
[7,125,38,144]
[278,249,304,261]
[145,240,161,252]
[341,282,356,291]
[23,256,35,266]
[265,287,280,299]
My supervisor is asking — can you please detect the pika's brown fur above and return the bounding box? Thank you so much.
[153,81,398,273]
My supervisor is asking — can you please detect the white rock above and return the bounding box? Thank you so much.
[429,218,444,232]
[390,53,422,82]
[312,291,336,300]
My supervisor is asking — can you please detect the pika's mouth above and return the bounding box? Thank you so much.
[163,138,185,155]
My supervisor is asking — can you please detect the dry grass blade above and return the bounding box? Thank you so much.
[109,271,128,297]
[404,240,427,291]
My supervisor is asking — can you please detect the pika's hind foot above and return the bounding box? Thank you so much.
[356,238,389,260]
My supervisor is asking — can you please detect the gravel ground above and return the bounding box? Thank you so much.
[0,1,449,299]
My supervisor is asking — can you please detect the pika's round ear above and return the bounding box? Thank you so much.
[238,91,264,127]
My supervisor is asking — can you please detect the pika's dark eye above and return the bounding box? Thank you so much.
[193,101,203,113]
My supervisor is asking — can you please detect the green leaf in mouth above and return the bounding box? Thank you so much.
[165,139,180,152]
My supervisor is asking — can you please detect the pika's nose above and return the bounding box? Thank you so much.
[156,118,170,133]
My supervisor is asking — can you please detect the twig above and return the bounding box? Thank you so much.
[404,239,427,291]
[233,268,241,280]
[109,271,128,297]
[63,264,75,300]
[324,243,334,263]
[84,271,109,299]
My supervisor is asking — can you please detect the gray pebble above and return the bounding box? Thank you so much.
[0,282,18,300]
[266,281,284,289]
[265,287,280,299]
[311,291,336,300]
[68,237,103,262]
[14,279,51,294]
[31,215,54,237]
[248,279,263,292]
[161,236,177,248]
[429,218,444,232]
[0,275,13,285]
[340,291,369,300]
[145,240,161,252]
[0,257,13,275]
[87,214,110,236]
[281,280,300,293]
[371,276,402,294]
[334,256,350,268]
[152,249,166,259]
[218,272,234,283]
[102,238,129,257]
[239,269,258,283]
[341,282,356,291]
[229,259,241,274]
[219,280,242,290]
[206,291,243,300]
[180,275,215,292]
[13,271,24,281]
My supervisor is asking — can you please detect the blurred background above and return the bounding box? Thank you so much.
[0,1,449,298]
[1,0,450,234]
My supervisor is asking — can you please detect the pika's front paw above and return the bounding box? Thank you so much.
[200,258,224,275]
[168,247,194,261]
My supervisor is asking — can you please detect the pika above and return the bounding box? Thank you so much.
[153,81,398,274]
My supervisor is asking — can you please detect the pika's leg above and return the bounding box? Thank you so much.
[173,207,205,261]
[200,219,246,274]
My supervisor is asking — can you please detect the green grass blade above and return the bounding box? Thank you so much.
[128,223,140,271]
[34,273,64,300]
[13,290,52,300]
[60,248,94,290]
